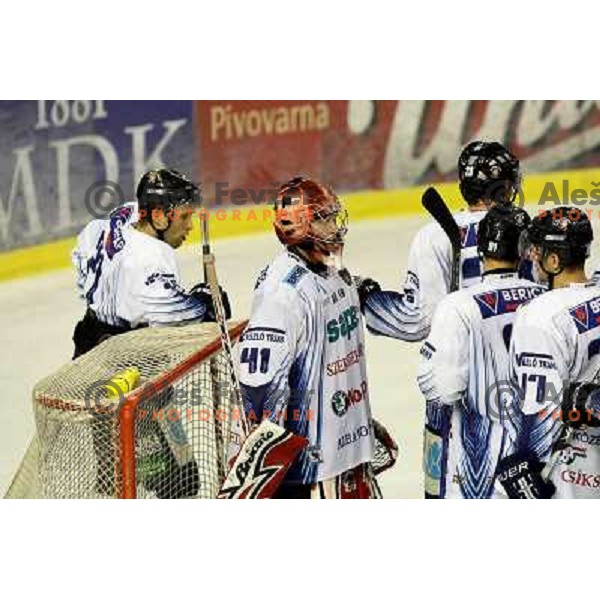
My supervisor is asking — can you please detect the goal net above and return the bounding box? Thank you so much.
[5,320,247,499]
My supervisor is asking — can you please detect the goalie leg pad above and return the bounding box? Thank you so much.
[218,420,308,499]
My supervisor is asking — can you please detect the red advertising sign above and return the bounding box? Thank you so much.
[196,100,600,205]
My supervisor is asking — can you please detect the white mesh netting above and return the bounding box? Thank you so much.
[5,321,247,499]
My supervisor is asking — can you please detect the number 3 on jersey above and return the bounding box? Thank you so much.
[240,347,271,374]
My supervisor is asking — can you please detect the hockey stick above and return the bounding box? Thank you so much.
[421,187,462,292]
[201,220,249,459]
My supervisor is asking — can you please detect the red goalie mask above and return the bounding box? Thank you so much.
[273,176,348,249]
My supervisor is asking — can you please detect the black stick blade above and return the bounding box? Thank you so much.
[421,187,461,250]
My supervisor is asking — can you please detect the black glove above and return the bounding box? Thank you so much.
[354,276,381,313]
[496,453,556,499]
[189,283,232,321]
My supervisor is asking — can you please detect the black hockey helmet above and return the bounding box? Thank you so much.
[136,168,201,213]
[477,204,531,262]
[522,207,593,269]
[458,141,521,205]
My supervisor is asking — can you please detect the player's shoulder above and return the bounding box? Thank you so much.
[555,282,600,323]
[412,219,451,255]
[253,251,314,299]
[109,202,138,224]
[415,218,446,241]
[413,208,484,249]
[75,218,105,252]
[515,285,569,327]
[453,209,487,226]
[121,228,177,270]
[434,287,472,316]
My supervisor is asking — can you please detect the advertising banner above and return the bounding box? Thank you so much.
[3,100,600,252]
[0,100,194,251]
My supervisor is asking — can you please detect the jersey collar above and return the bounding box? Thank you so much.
[568,280,598,289]
[481,268,519,282]
[287,247,329,276]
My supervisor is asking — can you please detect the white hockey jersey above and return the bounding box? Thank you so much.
[364,209,488,342]
[417,271,545,498]
[72,203,206,327]
[72,203,139,296]
[509,281,600,499]
[238,251,374,485]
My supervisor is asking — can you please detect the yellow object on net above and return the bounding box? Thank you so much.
[104,367,141,398]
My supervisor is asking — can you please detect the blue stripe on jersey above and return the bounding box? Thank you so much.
[460,223,478,249]
[589,338,600,360]
[517,411,562,462]
[286,348,319,483]
[458,405,495,499]
[461,257,481,281]
[364,290,429,342]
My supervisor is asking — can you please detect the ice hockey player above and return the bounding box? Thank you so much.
[237,176,396,499]
[417,204,544,498]
[71,168,230,499]
[497,208,600,499]
[357,141,522,341]
[72,168,230,358]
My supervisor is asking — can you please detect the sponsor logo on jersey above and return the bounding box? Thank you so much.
[558,445,587,465]
[473,286,544,319]
[254,266,269,290]
[420,341,436,360]
[406,270,419,290]
[326,344,363,376]
[569,297,600,333]
[240,327,285,344]
[144,272,182,292]
[560,469,600,488]
[514,352,556,370]
[331,381,368,417]
[571,430,600,445]
[329,287,347,305]
[105,205,133,259]
[326,306,360,342]
[283,265,307,287]
[337,421,372,450]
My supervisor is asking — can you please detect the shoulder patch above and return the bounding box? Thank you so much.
[283,265,308,288]
[570,297,600,333]
[105,206,133,259]
[473,286,544,319]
